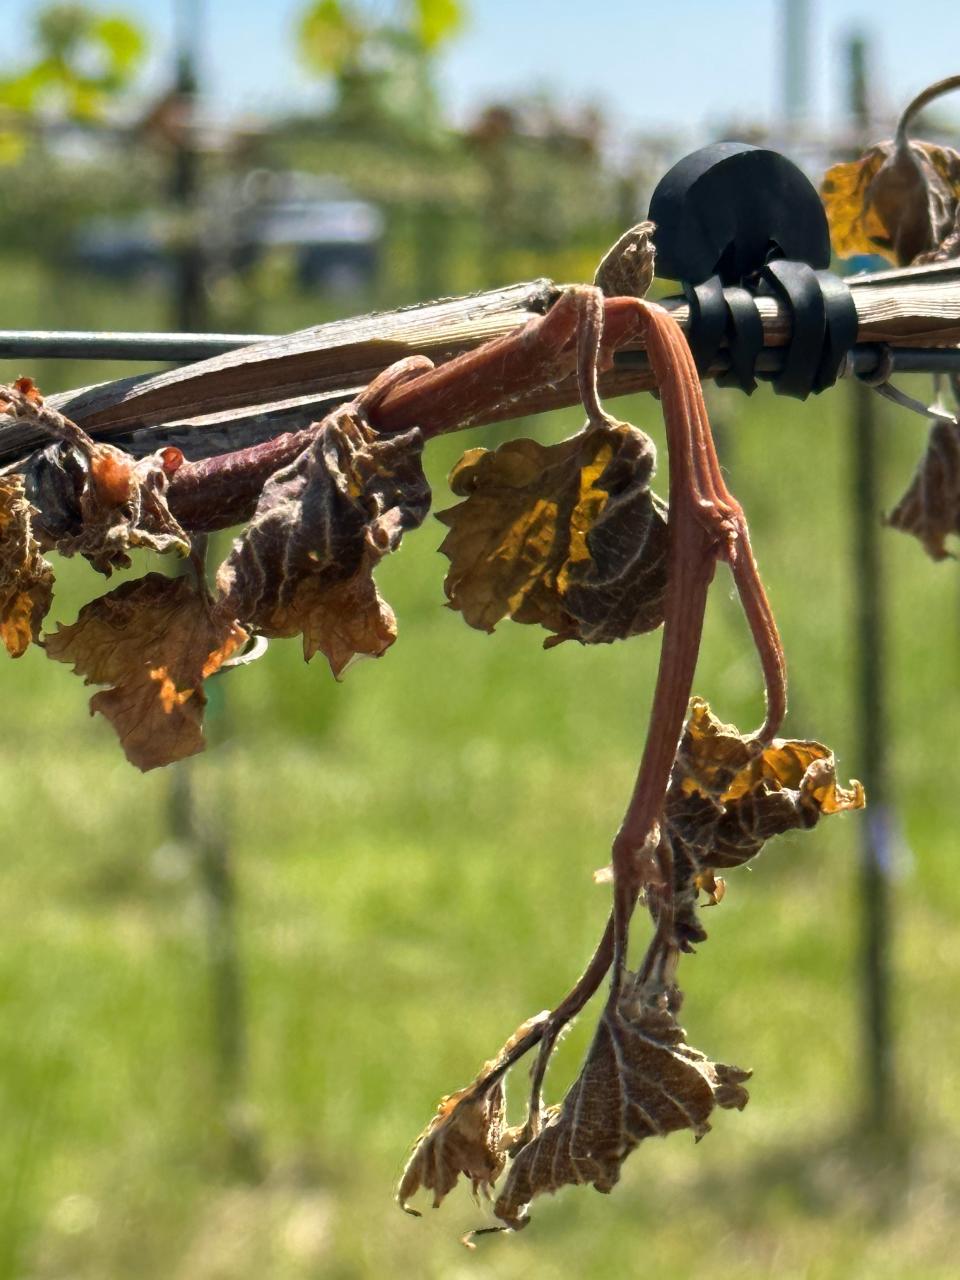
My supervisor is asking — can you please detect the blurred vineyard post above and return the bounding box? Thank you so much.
[169,0,208,334]
[167,0,261,1180]
[168,723,264,1182]
[845,33,897,1145]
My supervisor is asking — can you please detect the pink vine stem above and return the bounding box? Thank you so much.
[414,291,787,1108]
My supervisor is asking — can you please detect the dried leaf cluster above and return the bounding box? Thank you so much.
[0,261,867,1246]
[45,575,248,772]
[397,1012,548,1213]
[822,137,960,265]
[0,374,431,768]
[664,699,865,949]
[393,295,862,1239]
[399,701,862,1234]
[493,977,751,1229]
[0,339,672,771]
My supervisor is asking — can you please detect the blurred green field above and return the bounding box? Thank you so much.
[3,265,960,1280]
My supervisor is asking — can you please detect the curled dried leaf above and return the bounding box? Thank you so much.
[665,698,865,949]
[594,221,656,299]
[0,475,54,657]
[821,76,960,265]
[1,381,189,574]
[398,1012,548,1215]
[399,1084,506,1216]
[45,573,247,771]
[4,376,43,409]
[493,979,749,1230]
[437,422,668,646]
[217,408,429,677]
[886,419,960,560]
[54,444,190,575]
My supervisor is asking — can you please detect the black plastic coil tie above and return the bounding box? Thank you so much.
[678,265,858,400]
[682,276,727,375]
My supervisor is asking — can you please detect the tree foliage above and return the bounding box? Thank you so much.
[296,0,465,141]
[0,3,145,130]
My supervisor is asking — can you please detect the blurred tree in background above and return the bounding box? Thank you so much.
[0,3,153,255]
[282,0,632,301]
[0,2,144,127]
[297,0,464,144]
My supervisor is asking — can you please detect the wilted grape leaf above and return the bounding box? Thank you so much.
[437,422,668,646]
[493,979,749,1230]
[0,475,54,657]
[1,379,189,575]
[398,1012,548,1215]
[45,573,247,771]
[217,410,429,677]
[820,79,960,265]
[664,698,865,949]
[54,443,190,575]
[886,419,960,560]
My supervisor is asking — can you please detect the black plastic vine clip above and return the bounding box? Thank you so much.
[647,142,856,399]
[649,142,831,285]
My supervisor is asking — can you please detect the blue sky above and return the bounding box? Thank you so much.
[3,0,959,138]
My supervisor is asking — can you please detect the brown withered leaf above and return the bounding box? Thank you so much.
[664,698,865,949]
[0,378,189,574]
[45,573,247,770]
[0,475,54,657]
[217,408,429,678]
[821,77,960,265]
[594,221,656,299]
[55,443,190,575]
[493,980,749,1230]
[437,422,668,646]
[886,419,960,560]
[398,1012,548,1215]
[256,554,396,677]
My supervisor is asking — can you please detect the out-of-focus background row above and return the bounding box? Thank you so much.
[1,3,959,1277]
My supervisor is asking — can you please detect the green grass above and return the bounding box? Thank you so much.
[3,276,960,1278]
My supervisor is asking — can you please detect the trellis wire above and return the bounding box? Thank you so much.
[3,329,960,380]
